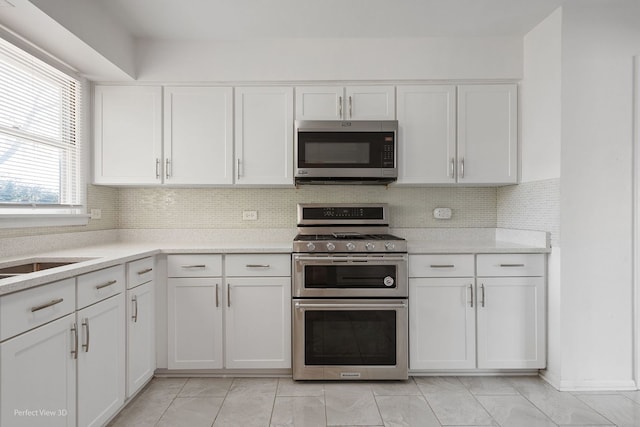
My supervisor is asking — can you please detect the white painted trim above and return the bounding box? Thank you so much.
[539,369,561,390]
[634,55,640,390]
[555,379,637,392]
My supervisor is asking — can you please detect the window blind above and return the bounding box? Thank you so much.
[0,36,83,208]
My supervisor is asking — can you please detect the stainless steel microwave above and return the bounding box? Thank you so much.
[294,120,398,185]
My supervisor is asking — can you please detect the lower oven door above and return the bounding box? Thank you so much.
[292,299,408,380]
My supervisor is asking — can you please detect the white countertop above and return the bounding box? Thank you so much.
[0,227,550,296]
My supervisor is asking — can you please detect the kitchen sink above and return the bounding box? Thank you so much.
[0,258,96,279]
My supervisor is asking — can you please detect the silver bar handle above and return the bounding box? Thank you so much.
[460,158,465,179]
[71,323,78,359]
[181,264,206,269]
[430,264,455,268]
[469,284,474,308]
[295,301,407,309]
[82,318,90,352]
[165,158,171,179]
[96,280,117,290]
[245,264,270,268]
[137,268,153,275]
[237,158,241,180]
[155,158,160,179]
[500,264,525,268]
[295,256,406,263]
[132,295,138,323]
[338,96,343,118]
[215,284,219,308]
[227,284,231,308]
[450,157,455,178]
[481,283,486,308]
[348,96,352,118]
[31,298,64,312]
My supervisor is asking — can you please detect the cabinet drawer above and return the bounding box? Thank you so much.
[127,257,154,288]
[409,254,474,277]
[167,254,222,277]
[477,254,545,277]
[0,278,76,341]
[225,254,291,277]
[77,265,126,309]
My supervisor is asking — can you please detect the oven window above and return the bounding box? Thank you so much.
[304,264,396,288]
[304,310,396,365]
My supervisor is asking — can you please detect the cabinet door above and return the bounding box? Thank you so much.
[225,277,291,368]
[164,87,233,185]
[409,278,475,369]
[457,84,518,184]
[345,86,395,120]
[295,86,343,120]
[94,86,162,185]
[0,314,76,427]
[127,282,155,398]
[476,277,545,369]
[396,85,456,184]
[167,278,223,369]
[235,87,294,185]
[77,293,126,427]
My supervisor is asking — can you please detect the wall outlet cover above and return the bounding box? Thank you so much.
[242,210,258,221]
[90,208,102,219]
[433,207,452,220]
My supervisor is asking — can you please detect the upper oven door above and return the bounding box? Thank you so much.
[292,254,408,298]
[295,121,397,179]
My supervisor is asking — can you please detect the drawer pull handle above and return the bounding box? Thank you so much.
[469,284,474,308]
[215,284,219,308]
[227,285,231,308]
[481,283,486,307]
[71,323,78,359]
[31,298,64,313]
[245,264,270,268]
[132,295,138,323]
[430,264,455,268]
[82,318,90,352]
[137,268,153,275]
[500,264,525,268]
[96,280,117,290]
[181,264,206,269]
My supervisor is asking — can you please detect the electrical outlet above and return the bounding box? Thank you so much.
[433,207,452,220]
[90,208,102,220]
[242,210,258,221]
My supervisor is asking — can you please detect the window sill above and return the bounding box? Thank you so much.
[0,214,91,229]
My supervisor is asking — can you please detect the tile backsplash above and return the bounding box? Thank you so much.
[118,186,498,229]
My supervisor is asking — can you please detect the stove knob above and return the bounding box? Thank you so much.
[306,242,316,251]
[326,242,336,251]
[365,242,376,251]
[385,242,396,251]
[345,242,356,251]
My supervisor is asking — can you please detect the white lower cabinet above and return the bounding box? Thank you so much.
[225,277,291,368]
[0,313,77,427]
[166,253,291,370]
[126,281,156,397]
[76,293,126,427]
[409,253,546,371]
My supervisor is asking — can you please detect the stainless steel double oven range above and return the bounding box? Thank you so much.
[292,203,408,380]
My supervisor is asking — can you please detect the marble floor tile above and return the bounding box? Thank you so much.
[621,390,640,404]
[423,391,494,426]
[458,376,520,395]
[108,392,174,427]
[414,376,468,394]
[156,397,224,427]
[375,395,441,427]
[227,377,279,396]
[507,375,553,393]
[270,396,326,427]
[574,394,640,427]
[277,378,325,397]
[477,395,557,427]
[178,377,233,397]
[371,379,421,396]
[325,383,383,426]
[213,378,278,427]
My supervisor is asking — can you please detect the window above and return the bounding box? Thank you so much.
[0,37,86,226]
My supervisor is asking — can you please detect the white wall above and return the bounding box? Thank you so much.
[134,37,523,82]
[559,0,640,389]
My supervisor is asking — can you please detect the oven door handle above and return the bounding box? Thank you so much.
[294,256,407,263]
[294,301,407,309]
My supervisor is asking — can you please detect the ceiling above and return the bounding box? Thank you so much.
[93,0,567,41]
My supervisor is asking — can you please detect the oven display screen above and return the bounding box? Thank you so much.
[304,310,397,365]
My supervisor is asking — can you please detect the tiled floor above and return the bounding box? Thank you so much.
[108,375,640,426]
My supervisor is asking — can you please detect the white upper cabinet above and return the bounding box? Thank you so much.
[396,85,456,184]
[235,87,294,185]
[457,84,518,184]
[295,86,395,120]
[164,87,233,185]
[94,86,162,185]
